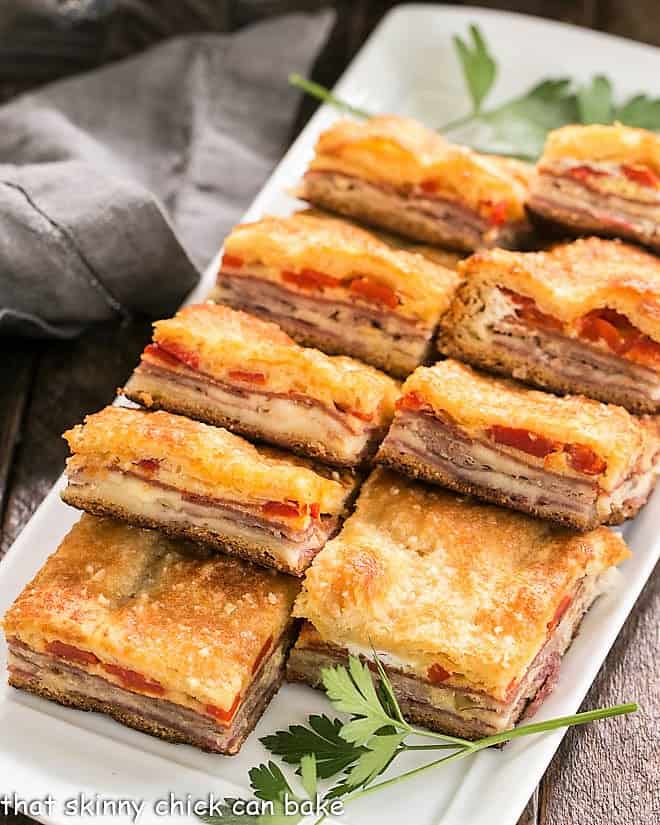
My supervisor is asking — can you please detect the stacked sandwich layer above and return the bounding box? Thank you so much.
[4,113,659,754]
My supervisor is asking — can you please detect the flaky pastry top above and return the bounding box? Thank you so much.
[222,212,460,324]
[401,360,655,491]
[541,123,660,171]
[306,115,531,220]
[3,515,299,711]
[459,237,660,342]
[149,304,398,419]
[293,469,630,699]
[63,407,354,513]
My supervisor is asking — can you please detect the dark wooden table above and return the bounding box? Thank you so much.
[1,3,657,825]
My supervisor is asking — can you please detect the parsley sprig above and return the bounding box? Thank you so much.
[199,654,636,825]
[290,23,660,160]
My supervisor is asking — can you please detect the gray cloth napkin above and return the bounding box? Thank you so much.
[0,10,333,338]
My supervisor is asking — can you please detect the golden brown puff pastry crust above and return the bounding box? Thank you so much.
[541,124,660,171]
[293,468,630,700]
[458,237,660,342]
[63,407,355,514]
[3,514,299,711]
[306,115,531,221]
[222,212,461,324]
[402,359,656,492]
[150,304,399,418]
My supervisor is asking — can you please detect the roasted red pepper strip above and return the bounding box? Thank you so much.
[222,253,244,269]
[502,289,564,332]
[621,163,660,188]
[135,458,161,473]
[281,268,342,291]
[350,277,399,309]
[564,443,606,476]
[227,369,267,385]
[488,425,559,459]
[419,179,438,194]
[579,309,660,369]
[395,391,429,412]
[547,594,573,633]
[206,693,242,725]
[626,338,660,370]
[142,343,182,369]
[310,503,320,519]
[104,664,165,696]
[484,200,509,226]
[262,500,305,519]
[567,165,608,183]
[46,640,100,666]
[156,340,201,371]
[428,663,452,684]
[251,635,273,675]
[334,402,374,422]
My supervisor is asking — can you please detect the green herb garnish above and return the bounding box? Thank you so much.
[290,23,660,160]
[199,654,636,825]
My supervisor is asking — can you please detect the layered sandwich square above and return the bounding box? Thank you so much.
[439,237,660,413]
[62,407,360,575]
[528,124,660,250]
[288,468,630,739]
[210,212,460,378]
[2,515,300,754]
[377,360,659,529]
[124,304,398,467]
[297,115,533,252]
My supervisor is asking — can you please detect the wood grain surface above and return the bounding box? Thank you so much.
[0,3,657,825]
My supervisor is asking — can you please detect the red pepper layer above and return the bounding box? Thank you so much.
[418,180,511,226]
[547,594,573,634]
[104,663,165,696]
[578,309,660,370]
[46,640,100,666]
[427,663,452,685]
[261,501,322,521]
[502,289,660,370]
[206,693,242,725]
[488,425,606,476]
[45,641,164,696]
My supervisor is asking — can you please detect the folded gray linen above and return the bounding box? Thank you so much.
[0,10,333,338]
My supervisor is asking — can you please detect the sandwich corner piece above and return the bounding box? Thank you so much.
[2,514,300,754]
[438,236,660,414]
[61,406,361,576]
[528,123,660,252]
[124,302,400,468]
[209,211,461,378]
[377,359,660,530]
[297,114,534,252]
[288,468,631,739]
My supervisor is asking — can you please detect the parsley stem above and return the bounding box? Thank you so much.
[402,743,457,751]
[470,702,637,749]
[289,74,373,119]
[407,725,473,747]
[435,110,479,133]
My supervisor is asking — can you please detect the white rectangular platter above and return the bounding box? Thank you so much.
[1,6,658,825]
